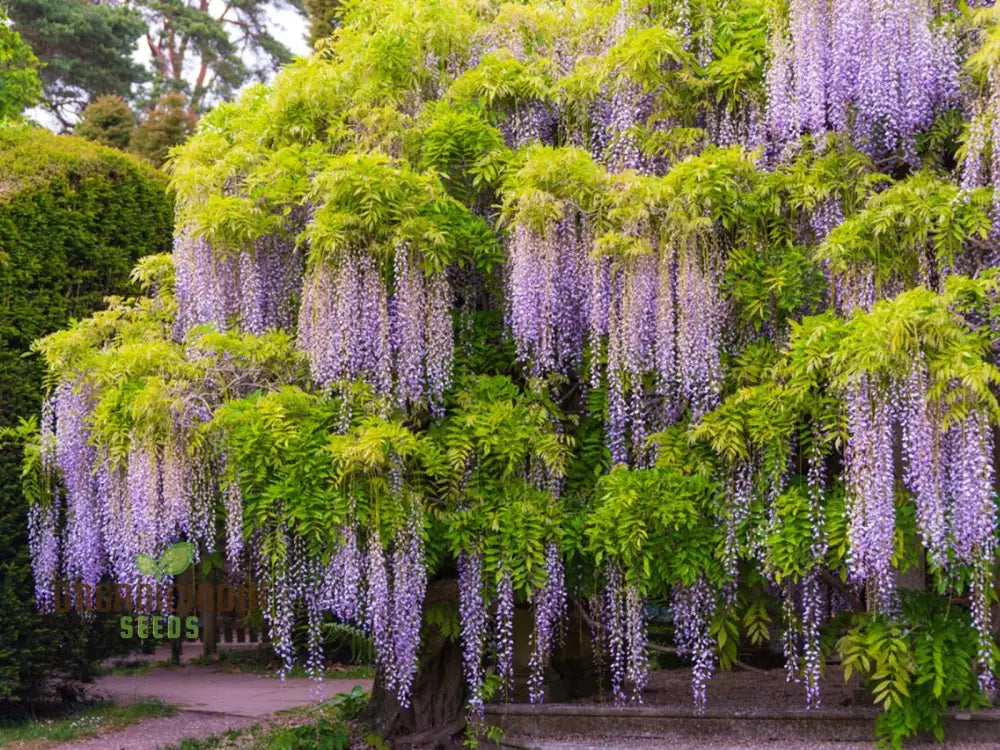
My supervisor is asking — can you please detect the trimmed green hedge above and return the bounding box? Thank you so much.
[0,123,172,707]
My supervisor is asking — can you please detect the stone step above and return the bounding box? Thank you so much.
[485,703,1000,748]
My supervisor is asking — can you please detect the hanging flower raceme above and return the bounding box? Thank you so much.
[174,232,303,338]
[843,374,896,611]
[223,471,244,572]
[899,363,947,569]
[767,0,958,159]
[676,251,723,420]
[389,509,427,708]
[298,244,453,414]
[943,410,997,690]
[364,528,394,690]
[50,381,105,596]
[27,503,59,612]
[355,516,428,708]
[597,4,646,173]
[507,218,593,377]
[256,531,298,677]
[604,253,664,465]
[527,541,567,704]
[597,239,725,464]
[602,562,648,705]
[801,437,827,709]
[458,551,489,718]
[298,248,391,395]
[495,564,515,696]
[324,524,362,622]
[671,578,717,712]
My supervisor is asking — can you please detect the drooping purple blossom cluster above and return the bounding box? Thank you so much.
[458,551,488,718]
[595,4,646,173]
[527,542,567,704]
[33,377,233,616]
[899,363,947,569]
[174,232,303,338]
[51,381,104,596]
[389,511,428,707]
[334,514,429,707]
[602,563,648,705]
[298,244,453,413]
[843,374,897,611]
[509,214,723,464]
[587,245,722,464]
[671,578,717,712]
[767,0,958,160]
[676,253,724,420]
[495,564,515,695]
[801,572,824,708]
[843,363,998,687]
[323,524,362,621]
[501,102,558,149]
[507,219,592,378]
[802,438,827,708]
[260,535,297,677]
[363,528,393,685]
[254,531,327,680]
[944,413,996,568]
[723,461,754,601]
[223,472,244,572]
[27,502,59,612]
[943,412,997,689]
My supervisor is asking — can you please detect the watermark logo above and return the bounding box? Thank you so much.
[122,541,199,639]
[52,541,263,645]
[46,542,262,641]
[135,541,195,580]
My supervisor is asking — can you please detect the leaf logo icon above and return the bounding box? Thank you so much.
[135,542,195,580]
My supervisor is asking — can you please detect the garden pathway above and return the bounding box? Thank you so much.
[51,666,373,749]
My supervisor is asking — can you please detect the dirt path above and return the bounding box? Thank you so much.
[52,711,257,750]
[51,666,373,749]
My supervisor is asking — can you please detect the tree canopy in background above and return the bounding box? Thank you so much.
[74,94,136,151]
[137,0,303,112]
[21,0,1000,748]
[2,0,148,125]
[2,0,306,124]
[129,92,198,166]
[304,0,340,47]
[76,92,197,167]
[0,11,41,119]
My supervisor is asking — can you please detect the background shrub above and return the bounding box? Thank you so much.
[0,122,172,709]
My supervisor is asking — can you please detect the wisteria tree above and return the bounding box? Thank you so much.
[24,0,1000,747]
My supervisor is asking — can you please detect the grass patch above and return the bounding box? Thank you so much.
[262,664,375,681]
[0,699,175,750]
[189,649,374,681]
[103,661,153,676]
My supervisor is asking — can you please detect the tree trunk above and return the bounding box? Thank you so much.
[363,579,466,750]
[201,567,218,659]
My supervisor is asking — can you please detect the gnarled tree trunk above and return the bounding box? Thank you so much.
[363,579,466,749]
